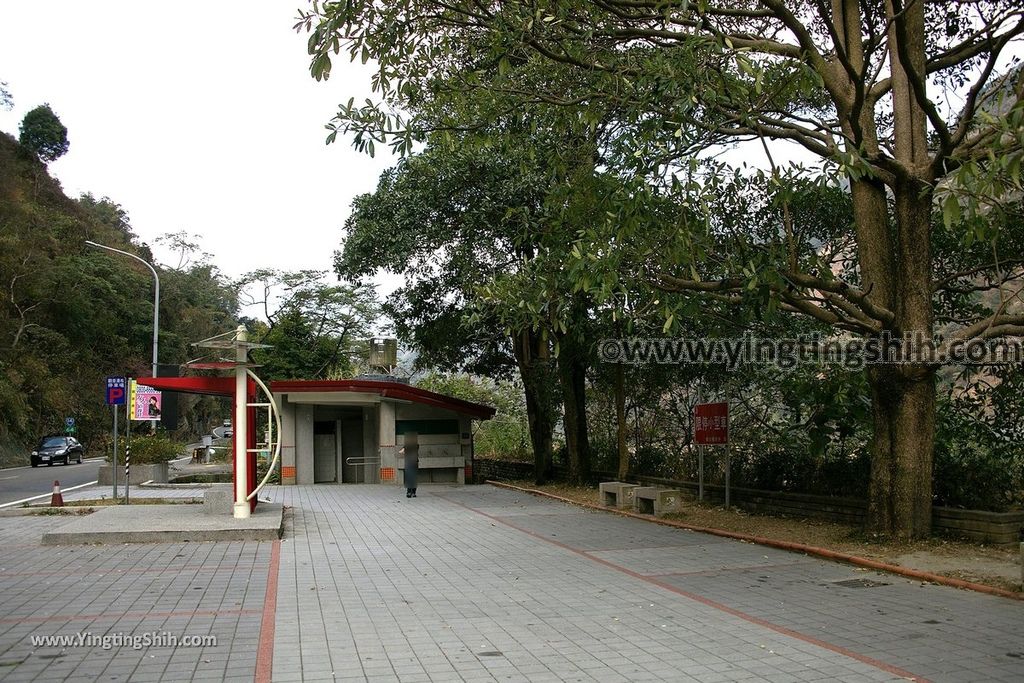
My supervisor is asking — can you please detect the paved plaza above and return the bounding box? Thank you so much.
[0,484,1022,682]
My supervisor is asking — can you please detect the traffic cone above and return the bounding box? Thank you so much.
[50,480,64,507]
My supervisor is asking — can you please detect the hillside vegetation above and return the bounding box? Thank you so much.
[0,132,237,465]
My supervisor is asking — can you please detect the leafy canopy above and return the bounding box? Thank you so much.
[19,104,69,163]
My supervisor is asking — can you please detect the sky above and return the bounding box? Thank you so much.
[0,1,397,285]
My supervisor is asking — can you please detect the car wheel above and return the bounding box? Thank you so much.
[31,462,38,468]
[77,455,83,464]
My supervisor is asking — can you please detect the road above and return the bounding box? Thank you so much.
[0,458,105,508]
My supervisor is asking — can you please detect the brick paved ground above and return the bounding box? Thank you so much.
[268,485,1024,682]
[0,513,270,682]
[2,484,1023,682]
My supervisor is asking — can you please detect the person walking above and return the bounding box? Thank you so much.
[403,431,419,498]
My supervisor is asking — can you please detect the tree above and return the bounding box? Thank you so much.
[339,141,563,482]
[0,80,12,110]
[238,269,380,380]
[18,104,69,163]
[300,1,1024,538]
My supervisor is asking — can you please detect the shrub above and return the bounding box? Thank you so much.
[110,434,185,465]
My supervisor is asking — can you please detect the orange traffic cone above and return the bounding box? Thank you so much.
[50,480,64,507]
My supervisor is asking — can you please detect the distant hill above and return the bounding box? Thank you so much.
[0,131,160,464]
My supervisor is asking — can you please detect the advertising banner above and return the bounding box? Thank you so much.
[128,379,162,420]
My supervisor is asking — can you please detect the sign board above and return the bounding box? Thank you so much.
[694,402,729,445]
[64,417,76,435]
[105,376,127,405]
[128,379,162,420]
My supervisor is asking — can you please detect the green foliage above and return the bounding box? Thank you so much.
[0,131,240,463]
[241,269,380,380]
[18,104,69,163]
[932,373,1024,512]
[119,433,185,464]
[415,371,530,461]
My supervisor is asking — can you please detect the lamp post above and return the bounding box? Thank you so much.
[85,241,160,428]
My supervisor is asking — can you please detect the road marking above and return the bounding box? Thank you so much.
[0,481,99,509]
[0,476,17,481]
[0,457,103,473]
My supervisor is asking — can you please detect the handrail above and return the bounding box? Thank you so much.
[246,369,282,501]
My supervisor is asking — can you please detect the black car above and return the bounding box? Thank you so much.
[30,436,84,467]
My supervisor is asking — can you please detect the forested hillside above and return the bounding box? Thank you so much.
[0,131,238,465]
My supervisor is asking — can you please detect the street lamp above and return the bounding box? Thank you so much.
[85,241,160,425]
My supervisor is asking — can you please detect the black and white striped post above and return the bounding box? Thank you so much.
[124,441,131,504]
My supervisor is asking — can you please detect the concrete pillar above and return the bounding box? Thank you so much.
[296,404,314,485]
[378,401,396,485]
[277,394,296,485]
[459,416,472,485]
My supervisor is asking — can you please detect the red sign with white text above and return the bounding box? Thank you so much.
[694,402,729,445]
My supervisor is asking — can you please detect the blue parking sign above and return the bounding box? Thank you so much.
[106,376,127,405]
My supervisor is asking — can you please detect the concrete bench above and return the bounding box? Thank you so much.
[599,481,639,509]
[633,487,687,516]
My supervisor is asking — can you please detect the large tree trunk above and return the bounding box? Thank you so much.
[512,329,556,484]
[615,362,629,479]
[867,366,935,537]
[846,0,935,539]
[557,331,591,485]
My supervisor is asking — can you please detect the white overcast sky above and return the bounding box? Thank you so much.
[0,1,396,284]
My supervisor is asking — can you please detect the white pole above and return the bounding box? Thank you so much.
[112,404,119,500]
[233,325,250,519]
[725,442,731,510]
[85,241,160,430]
[698,445,704,502]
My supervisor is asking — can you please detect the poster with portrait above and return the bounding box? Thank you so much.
[128,379,163,420]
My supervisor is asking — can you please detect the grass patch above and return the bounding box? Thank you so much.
[29,507,94,516]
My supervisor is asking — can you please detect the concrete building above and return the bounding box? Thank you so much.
[271,379,495,487]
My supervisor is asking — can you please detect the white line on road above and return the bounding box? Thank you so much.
[0,458,104,473]
[0,481,99,509]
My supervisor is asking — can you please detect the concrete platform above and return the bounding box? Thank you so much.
[41,502,284,545]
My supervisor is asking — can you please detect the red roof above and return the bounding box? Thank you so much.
[271,379,496,420]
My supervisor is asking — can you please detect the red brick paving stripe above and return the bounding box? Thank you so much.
[254,538,281,683]
[0,608,260,625]
[489,480,1024,601]
[438,489,932,683]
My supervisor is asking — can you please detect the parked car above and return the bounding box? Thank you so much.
[30,436,84,467]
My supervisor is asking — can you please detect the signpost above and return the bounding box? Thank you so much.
[694,401,730,508]
[105,377,127,500]
[63,417,75,435]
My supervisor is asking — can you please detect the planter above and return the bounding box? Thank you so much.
[97,462,169,486]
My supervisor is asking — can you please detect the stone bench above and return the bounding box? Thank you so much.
[599,481,639,509]
[633,487,688,516]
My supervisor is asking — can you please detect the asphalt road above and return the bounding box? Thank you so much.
[0,458,105,508]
